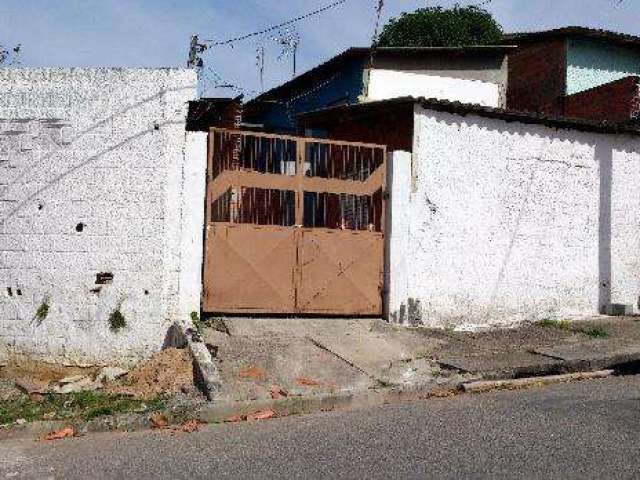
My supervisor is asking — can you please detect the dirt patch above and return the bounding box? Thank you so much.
[108,348,194,399]
[0,360,97,384]
[0,359,97,394]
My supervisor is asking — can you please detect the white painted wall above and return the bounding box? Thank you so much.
[367,69,504,107]
[387,105,640,328]
[0,68,206,366]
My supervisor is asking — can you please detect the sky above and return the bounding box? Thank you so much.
[0,0,638,99]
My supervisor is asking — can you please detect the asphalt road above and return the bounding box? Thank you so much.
[2,376,639,479]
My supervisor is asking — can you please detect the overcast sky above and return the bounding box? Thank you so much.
[0,0,638,98]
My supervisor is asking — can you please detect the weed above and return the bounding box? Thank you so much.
[536,318,572,331]
[0,407,14,425]
[191,311,202,334]
[582,326,610,339]
[84,406,114,420]
[0,391,165,425]
[207,317,230,335]
[109,307,126,332]
[34,297,50,326]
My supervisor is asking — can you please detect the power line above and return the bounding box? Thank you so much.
[202,0,348,46]
[363,0,385,98]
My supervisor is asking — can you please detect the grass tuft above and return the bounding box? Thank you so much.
[34,298,50,326]
[582,326,610,339]
[536,318,572,331]
[191,311,202,334]
[0,390,165,425]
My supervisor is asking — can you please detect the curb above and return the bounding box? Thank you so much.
[461,370,615,394]
[195,382,461,424]
[0,381,459,442]
[165,322,222,400]
[0,368,626,442]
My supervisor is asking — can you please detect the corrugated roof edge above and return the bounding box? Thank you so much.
[299,96,640,136]
[503,26,640,48]
[246,45,515,104]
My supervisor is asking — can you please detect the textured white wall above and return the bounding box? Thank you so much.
[0,68,205,366]
[367,69,504,107]
[388,105,640,328]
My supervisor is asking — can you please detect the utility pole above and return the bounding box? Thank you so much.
[256,45,265,92]
[188,34,207,68]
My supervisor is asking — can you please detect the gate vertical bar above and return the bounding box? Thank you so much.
[295,138,305,226]
[294,138,306,312]
[205,129,215,225]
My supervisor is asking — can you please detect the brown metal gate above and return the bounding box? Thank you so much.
[202,128,386,316]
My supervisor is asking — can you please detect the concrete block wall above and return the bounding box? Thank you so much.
[0,68,206,366]
[387,106,640,328]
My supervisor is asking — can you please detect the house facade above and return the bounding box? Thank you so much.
[506,27,640,123]
[244,46,513,133]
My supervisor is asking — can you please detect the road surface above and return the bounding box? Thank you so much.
[1,376,639,479]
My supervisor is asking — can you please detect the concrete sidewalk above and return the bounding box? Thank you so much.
[3,317,639,440]
[202,316,640,408]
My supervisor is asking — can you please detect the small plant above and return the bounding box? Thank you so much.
[109,307,127,332]
[208,317,230,335]
[190,311,202,334]
[34,297,50,326]
[582,326,610,339]
[536,318,572,331]
[0,390,165,425]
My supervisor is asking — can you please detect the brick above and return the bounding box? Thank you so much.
[507,39,567,116]
[565,76,640,123]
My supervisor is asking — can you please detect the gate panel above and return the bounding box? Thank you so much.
[203,224,296,313]
[203,128,387,316]
[296,229,384,315]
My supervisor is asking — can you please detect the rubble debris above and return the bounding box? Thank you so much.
[176,419,204,433]
[42,426,77,441]
[58,375,86,385]
[270,385,288,399]
[297,377,321,387]
[95,367,128,384]
[14,379,50,395]
[150,412,169,429]
[108,348,194,399]
[247,409,277,421]
[0,380,23,402]
[53,376,99,394]
[238,366,267,381]
[225,414,246,423]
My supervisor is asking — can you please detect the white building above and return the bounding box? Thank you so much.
[301,97,640,328]
[0,68,206,366]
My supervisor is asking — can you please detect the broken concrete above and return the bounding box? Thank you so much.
[95,367,128,384]
[534,342,640,370]
[202,331,374,403]
[224,318,444,385]
[164,322,221,400]
[438,351,565,378]
[53,376,99,394]
[203,316,640,403]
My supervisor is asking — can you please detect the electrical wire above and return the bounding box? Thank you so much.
[203,0,348,46]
